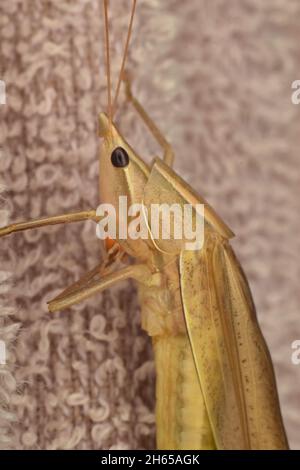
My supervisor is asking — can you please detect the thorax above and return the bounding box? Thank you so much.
[137,254,186,337]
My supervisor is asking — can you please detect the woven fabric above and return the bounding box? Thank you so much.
[0,0,299,449]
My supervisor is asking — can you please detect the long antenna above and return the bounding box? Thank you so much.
[103,0,112,130]
[112,0,137,116]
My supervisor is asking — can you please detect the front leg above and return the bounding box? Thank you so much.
[48,263,152,312]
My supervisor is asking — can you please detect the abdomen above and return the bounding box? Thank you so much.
[152,334,216,450]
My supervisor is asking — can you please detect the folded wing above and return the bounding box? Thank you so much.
[179,236,288,449]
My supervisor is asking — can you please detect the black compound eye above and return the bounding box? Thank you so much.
[111,147,130,168]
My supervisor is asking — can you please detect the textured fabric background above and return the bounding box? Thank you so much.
[0,0,299,449]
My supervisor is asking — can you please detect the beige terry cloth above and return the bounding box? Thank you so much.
[0,0,300,449]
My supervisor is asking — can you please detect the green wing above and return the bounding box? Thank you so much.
[179,236,288,449]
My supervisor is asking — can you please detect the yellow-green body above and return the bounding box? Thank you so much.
[138,253,214,450]
[0,112,289,450]
[153,335,215,449]
[137,230,288,449]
